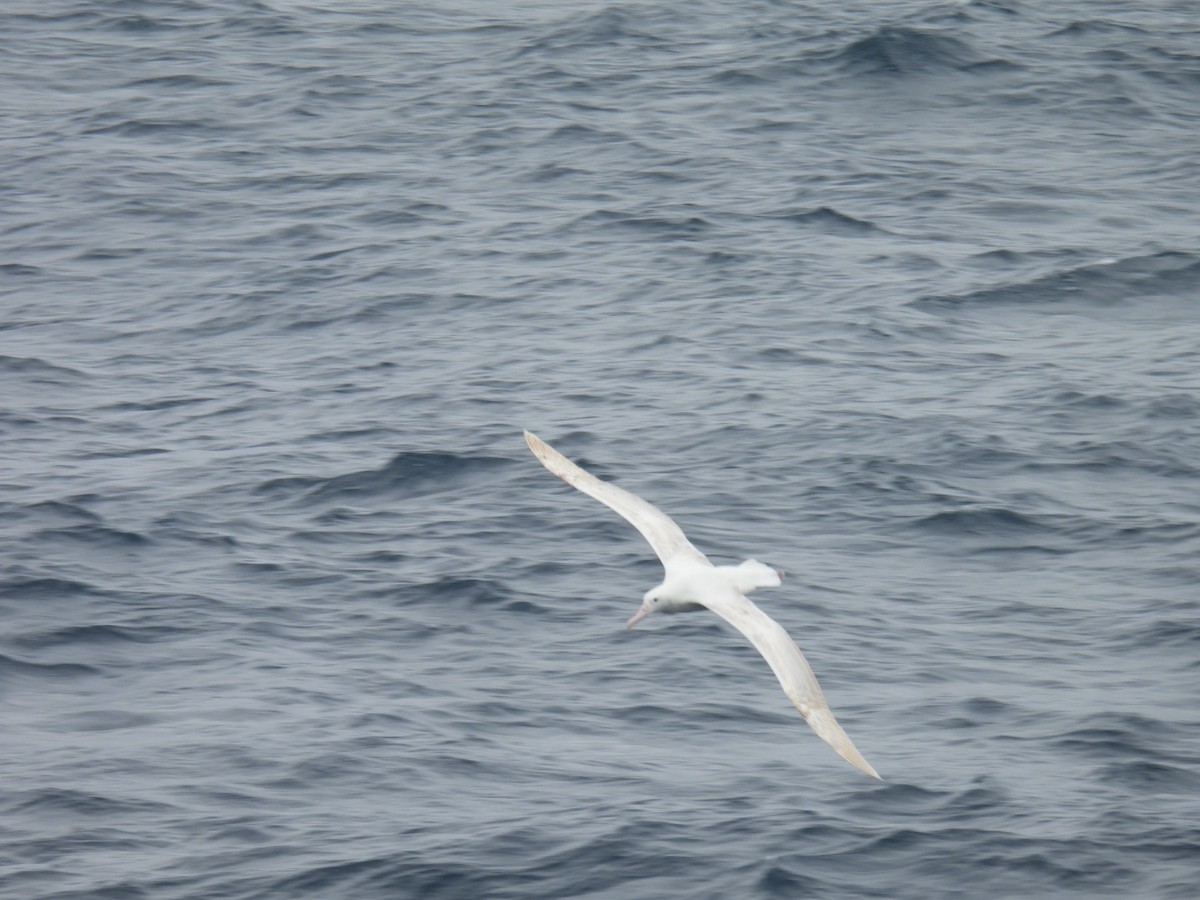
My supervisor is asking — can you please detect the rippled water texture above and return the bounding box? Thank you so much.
[3,1,1199,897]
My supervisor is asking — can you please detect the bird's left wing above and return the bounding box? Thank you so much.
[701,589,881,779]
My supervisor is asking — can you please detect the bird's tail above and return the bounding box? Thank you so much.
[718,559,782,594]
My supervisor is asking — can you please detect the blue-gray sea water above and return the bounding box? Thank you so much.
[3,1,1199,897]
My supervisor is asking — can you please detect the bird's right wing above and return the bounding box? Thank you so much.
[701,589,881,779]
[524,431,709,568]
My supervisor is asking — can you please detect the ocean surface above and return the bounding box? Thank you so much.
[3,1,1199,897]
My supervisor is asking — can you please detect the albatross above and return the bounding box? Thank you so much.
[524,430,881,779]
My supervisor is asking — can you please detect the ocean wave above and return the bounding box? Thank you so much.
[7,787,175,817]
[257,451,511,503]
[768,206,885,234]
[909,506,1051,536]
[912,251,1200,312]
[0,653,102,681]
[823,25,1021,76]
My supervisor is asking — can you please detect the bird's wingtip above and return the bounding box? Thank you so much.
[846,752,882,781]
[803,706,881,780]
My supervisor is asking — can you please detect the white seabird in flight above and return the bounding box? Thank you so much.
[524,430,881,779]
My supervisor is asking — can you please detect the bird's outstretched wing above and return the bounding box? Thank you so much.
[524,431,709,568]
[701,588,881,779]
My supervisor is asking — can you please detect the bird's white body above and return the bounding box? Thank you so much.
[524,430,881,779]
[640,560,778,616]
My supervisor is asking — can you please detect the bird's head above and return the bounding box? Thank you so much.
[626,588,665,629]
